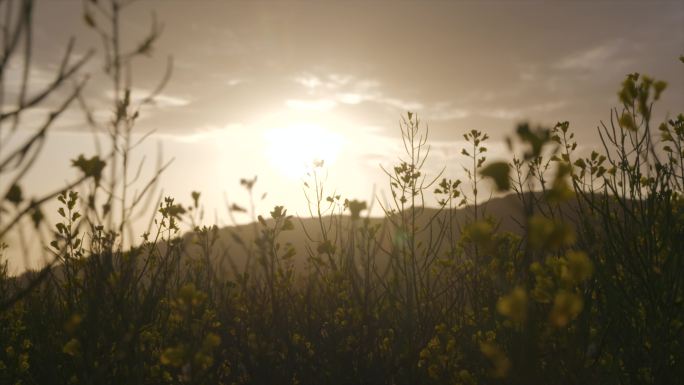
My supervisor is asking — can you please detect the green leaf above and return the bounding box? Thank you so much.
[282,246,296,259]
[191,191,201,208]
[653,80,667,100]
[5,184,23,206]
[229,203,246,213]
[480,162,511,192]
[71,155,106,185]
[31,206,43,228]
[270,205,285,219]
[317,240,336,255]
[619,113,637,131]
[257,215,267,227]
[83,12,95,28]
[346,199,367,220]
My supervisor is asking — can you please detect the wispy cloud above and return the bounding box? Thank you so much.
[336,93,365,105]
[2,63,59,99]
[293,72,352,91]
[555,41,627,71]
[151,93,192,108]
[427,102,470,121]
[225,78,246,87]
[105,88,191,108]
[285,98,337,111]
[291,72,423,112]
[153,123,245,143]
[289,71,472,122]
[479,101,567,120]
[481,108,522,120]
[376,97,424,111]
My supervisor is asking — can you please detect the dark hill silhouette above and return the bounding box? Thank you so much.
[182,192,579,277]
[9,192,585,292]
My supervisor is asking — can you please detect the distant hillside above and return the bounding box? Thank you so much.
[12,192,581,285]
[181,192,577,276]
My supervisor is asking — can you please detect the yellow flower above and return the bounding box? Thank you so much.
[62,338,81,357]
[459,369,477,385]
[160,346,185,367]
[550,290,584,327]
[480,342,511,378]
[562,251,593,284]
[497,287,528,323]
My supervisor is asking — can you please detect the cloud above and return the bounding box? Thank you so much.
[529,101,567,112]
[291,72,422,112]
[479,101,567,120]
[481,108,522,120]
[335,82,381,105]
[555,41,626,71]
[292,72,352,91]
[293,74,324,90]
[2,63,54,91]
[285,98,337,111]
[226,78,246,87]
[377,97,424,111]
[337,93,365,105]
[153,123,245,143]
[105,88,191,108]
[427,102,470,121]
[289,71,470,121]
[150,93,191,108]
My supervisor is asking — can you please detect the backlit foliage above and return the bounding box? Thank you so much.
[0,1,682,383]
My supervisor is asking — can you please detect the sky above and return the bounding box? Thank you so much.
[2,0,684,271]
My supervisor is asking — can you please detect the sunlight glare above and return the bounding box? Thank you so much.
[264,124,345,179]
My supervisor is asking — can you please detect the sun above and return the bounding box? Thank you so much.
[264,123,345,179]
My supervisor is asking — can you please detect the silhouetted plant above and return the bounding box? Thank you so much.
[0,10,682,383]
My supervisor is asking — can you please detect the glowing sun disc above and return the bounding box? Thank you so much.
[264,124,344,179]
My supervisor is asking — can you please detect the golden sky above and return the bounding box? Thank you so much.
[3,0,684,270]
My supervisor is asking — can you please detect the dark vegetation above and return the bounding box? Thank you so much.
[1,1,683,384]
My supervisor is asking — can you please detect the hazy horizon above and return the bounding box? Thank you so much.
[2,0,683,271]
